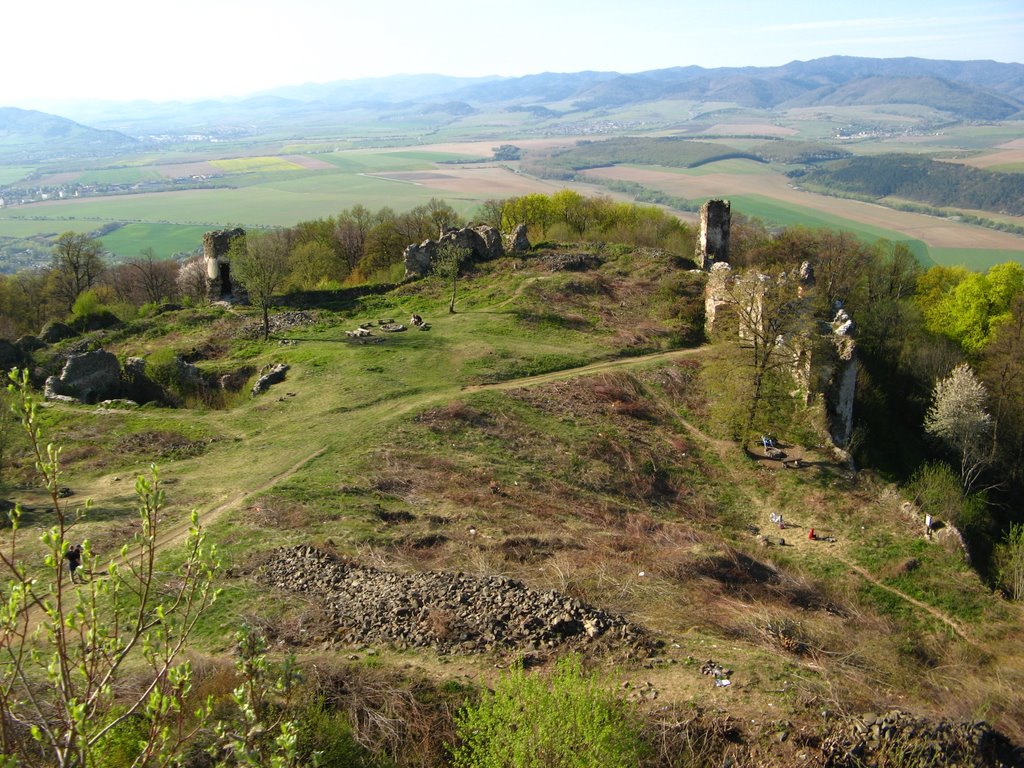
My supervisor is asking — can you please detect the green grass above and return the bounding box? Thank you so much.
[663,158,772,176]
[0,166,34,185]
[0,218,72,237]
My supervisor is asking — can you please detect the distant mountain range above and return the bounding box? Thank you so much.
[0,107,137,160]
[1,57,1022,158]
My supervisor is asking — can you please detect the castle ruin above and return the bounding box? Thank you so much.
[696,199,731,269]
[203,227,245,300]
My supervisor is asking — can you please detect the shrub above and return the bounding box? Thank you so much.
[994,524,1024,600]
[71,288,109,319]
[450,655,648,768]
[295,699,373,768]
[92,713,149,768]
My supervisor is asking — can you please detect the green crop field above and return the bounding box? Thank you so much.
[0,218,72,238]
[727,194,936,265]
[928,247,1024,270]
[98,222,212,259]
[0,166,34,185]
[76,167,165,185]
[674,158,775,176]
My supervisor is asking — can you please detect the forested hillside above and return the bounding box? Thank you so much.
[800,154,1024,215]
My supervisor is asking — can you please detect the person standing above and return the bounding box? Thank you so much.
[64,544,82,583]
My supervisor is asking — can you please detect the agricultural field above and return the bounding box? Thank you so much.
[581,163,1024,269]
[2,117,1023,271]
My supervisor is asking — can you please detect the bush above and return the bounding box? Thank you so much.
[92,713,150,768]
[71,289,121,331]
[908,461,995,563]
[450,656,648,768]
[295,698,374,768]
[994,524,1024,600]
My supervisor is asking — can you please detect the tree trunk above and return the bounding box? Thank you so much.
[262,306,270,340]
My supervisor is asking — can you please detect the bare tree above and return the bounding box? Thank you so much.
[176,254,210,305]
[129,247,178,304]
[231,230,291,340]
[924,363,993,491]
[50,232,105,311]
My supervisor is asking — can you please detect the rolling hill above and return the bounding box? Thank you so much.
[15,56,1022,140]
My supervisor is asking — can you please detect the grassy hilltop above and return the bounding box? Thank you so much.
[5,241,1023,766]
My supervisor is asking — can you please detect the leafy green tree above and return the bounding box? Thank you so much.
[980,295,1024,484]
[287,240,336,291]
[0,369,220,767]
[551,189,594,237]
[231,230,291,340]
[917,261,1024,354]
[434,243,470,314]
[714,268,811,436]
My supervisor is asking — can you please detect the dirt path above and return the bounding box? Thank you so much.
[835,556,974,642]
[644,389,978,643]
[464,347,706,393]
[153,447,328,552]
[43,331,975,645]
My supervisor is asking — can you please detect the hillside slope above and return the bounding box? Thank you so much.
[7,246,1024,766]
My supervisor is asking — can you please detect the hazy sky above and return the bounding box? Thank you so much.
[5,0,1023,107]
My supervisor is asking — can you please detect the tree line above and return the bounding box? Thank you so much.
[0,193,691,341]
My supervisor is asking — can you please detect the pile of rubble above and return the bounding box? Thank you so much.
[541,252,602,272]
[260,545,650,656]
[823,709,1021,767]
[239,311,318,339]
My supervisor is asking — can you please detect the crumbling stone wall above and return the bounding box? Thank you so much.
[403,224,505,279]
[703,256,858,453]
[203,227,245,300]
[696,199,731,269]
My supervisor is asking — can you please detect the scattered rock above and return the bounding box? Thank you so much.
[260,545,651,657]
[39,321,77,344]
[239,311,318,339]
[541,253,602,272]
[823,709,1022,767]
[46,349,123,403]
[251,364,289,396]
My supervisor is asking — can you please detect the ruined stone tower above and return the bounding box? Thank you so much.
[696,199,731,269]
[203,227,245,300]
